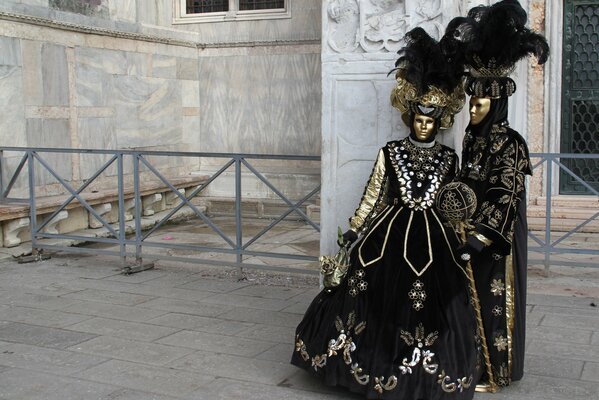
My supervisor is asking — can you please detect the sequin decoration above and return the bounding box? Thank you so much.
[399,323,439,375]
[408,280,427,311]
[437,370,473,393]
[492,305,503,316]
[491,278,505,296]
[494,335,508,352]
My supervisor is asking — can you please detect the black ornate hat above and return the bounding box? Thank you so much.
[444,0,549,98]
[390,27,466,130]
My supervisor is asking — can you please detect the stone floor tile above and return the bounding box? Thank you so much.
[527,293,597,308]
[0,368,119,400]
[527,324,593,344]
[74,359,213,398]
[276,369,353,396]
[490,374,599,400]
[187,377,352,400]
[0,340,107,376]
[101,269,168,284]
[199,292,295,311]
[237,324,295,344]
[156,330,274,357]
[99,388,181,400]
[526,311,545,327]
[62,288,156,306]
[0,322,97,349]
[581,361,599,382]
[68,335,196,365]
[146,312,253,334]
[65,317,179,342]
[532,304,599,317]
[167,350,298,385]
[540,313,599,330]
[592,331,599,345]
[230,284,306,300]
[136,297,232,317]
[117,285,215,302]
[0,290,82,311]
[0,305,92,328]
[218,307,302,328]
[136,272,203,288]
[177,278,253,293]
[281,302,309,314]
[255,342,294,363]
[527,340,599,362]
[60,300,167,322]
[524,354,584,380]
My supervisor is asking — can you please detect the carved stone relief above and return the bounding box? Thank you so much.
[326,0,472,53]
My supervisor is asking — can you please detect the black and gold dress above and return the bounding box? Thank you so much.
[291,137,481,400]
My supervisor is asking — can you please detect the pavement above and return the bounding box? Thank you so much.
[0,251,597,400]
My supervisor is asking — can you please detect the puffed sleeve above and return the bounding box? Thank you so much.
[471,136,531,254]
[349,148,388,233]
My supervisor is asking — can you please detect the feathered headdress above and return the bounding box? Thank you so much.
[443,0,549,98]
[390,27,466,130]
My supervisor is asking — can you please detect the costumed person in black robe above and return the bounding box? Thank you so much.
[291,28,482,400]
[444,0,549,392]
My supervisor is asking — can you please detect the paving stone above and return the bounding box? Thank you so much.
[99,388,181,400]
[146,313,253,334]
[68,336,195,366]
[0,322,97,349]
[592,331,599,345]
[102,269,168,284]
[237,324,295,344]
[59,300,167,322]
[0,305,91,328]
[187,377,350,400]
[156,330,274,357]
[527,324,593,344]
[0,290,82,312]
[255,342,294,363]
[281,302,310,314]
[526,311,545,327]
[489,374,599,400]
[218,308,302,328]
[0,368,119,400]
[524,354,584,380]
[231,284,306,300]
[276,369,349,396]
[74,359,213,398]
[581,361,599,383]
[138,272,204,288]
[0,340,107,376]
[540,313,599,330]
[527,293,597,308]
[199,292,296,311]
[527,340,599,362]
[61,288,156,306]
[177,278,253,293]
[136,297,233,317]
[117,285,216,302]
[65,317,179,342]
[167,350,298,385]
[532,304,599,317]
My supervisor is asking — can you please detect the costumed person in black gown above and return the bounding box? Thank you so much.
[444,0,549,391]
[291,28,482,400]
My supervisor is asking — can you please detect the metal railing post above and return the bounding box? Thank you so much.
[235,156,243,278]
[117,153,126,267]
[133,153,142,267]
[544,157,553,274]
[27,151,38,256]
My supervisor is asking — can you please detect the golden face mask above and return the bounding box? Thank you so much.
[469,96,491,125]
[412,114,436,142]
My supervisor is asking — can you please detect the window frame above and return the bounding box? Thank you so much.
[173,0,290,24]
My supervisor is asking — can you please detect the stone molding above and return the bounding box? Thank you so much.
[0,10,319,49]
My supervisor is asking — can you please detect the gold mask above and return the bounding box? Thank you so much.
[469,97,491,125]
[412,114,436,142]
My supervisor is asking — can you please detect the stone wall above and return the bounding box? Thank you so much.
[0,0,321,201]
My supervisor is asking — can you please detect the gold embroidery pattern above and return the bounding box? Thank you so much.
[311,354,327,370]
[494,335,508,352]
[329,312,366,365]
[399,323,439,375]
[495,363,510,387]
[373,376,398,394]
[295,337,309,361]
[490,279,505,296]
[408,280,427,311]
[348,268,367,297]
[350,363,370,385]
[437,370,474,393]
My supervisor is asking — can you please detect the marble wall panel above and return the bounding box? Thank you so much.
[152,55,177,80]
[0,38,26,147]
[177,57,199,81]
[198,51,320,155]
[25,118,72,185]
[108,0,136,22]
[41,43,69,106]
[126,52,150,77]
[182,115,200,151]
[75,47,113,107]
[136,0,170,28]
[77,117,118,179]
[182,80,200,108]
[19,0,49,6]
[21,40,44,106]
[112,75,182,149]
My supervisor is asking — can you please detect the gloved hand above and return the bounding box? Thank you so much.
[338,229,358,248]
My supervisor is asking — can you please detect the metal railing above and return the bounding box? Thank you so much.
[0,147,321,274]
[528,152,599,271]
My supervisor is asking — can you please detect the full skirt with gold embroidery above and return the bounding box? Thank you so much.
[291,205,482,399]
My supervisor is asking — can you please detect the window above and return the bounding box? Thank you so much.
[174,0,289,24]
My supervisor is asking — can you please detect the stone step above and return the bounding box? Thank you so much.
[531,195,598,208]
